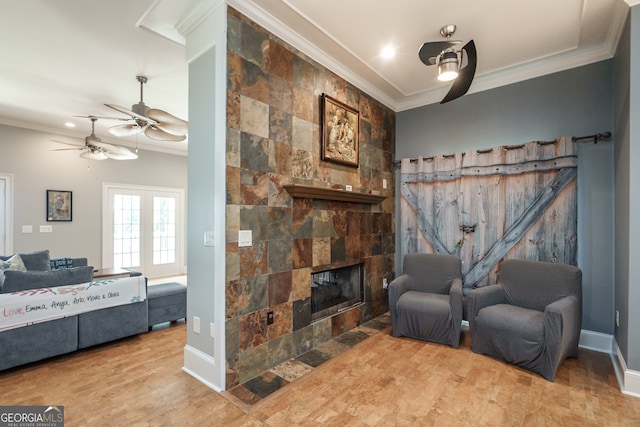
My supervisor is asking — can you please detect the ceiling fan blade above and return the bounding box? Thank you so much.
[80,151,108,160]
[147,109,188,136]
[440,39,477,104]
[104,103,157,126]
[51,139,82,148]
[418,40,461,65]
[73,115,130,121]
[145,126,187,141]
[108,123,144,137]
[92,141,137,158]
[104,151,138,160]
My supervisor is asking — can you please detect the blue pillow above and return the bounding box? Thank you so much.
[50,257,74,270]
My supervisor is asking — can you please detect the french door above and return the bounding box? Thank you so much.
[103,184,184,278]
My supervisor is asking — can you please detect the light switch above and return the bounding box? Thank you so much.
[40,225,52,233]
[383,179,388,189]
[238,230,252,247]
[203,230,215,247]
[22,225,33,233]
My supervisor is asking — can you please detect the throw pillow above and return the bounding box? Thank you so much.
[1,266,94,293]
[0,254,27,272]
[19,249,51,271]
[50,257,74,270]
[0,254,28,292]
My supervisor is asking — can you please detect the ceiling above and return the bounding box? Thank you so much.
[0,0,634,156]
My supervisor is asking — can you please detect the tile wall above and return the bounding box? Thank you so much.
[225,8,396,389]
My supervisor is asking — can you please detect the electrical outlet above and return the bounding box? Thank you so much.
[383,179,388,189]
[193,316,200,334]
[616,310,620,328]
[383,278,388,290]
[345,185,353,192]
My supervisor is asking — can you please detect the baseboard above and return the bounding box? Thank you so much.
[578,329,613,353]
[182,344,223,392]
[612,341,640,397]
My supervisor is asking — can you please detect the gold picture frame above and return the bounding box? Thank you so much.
[47,190,72,222]
[321,94,359,168]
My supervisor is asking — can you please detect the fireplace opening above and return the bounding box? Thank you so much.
[311,263,364,322]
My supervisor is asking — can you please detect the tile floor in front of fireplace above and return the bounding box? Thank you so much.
[224,313,392,410]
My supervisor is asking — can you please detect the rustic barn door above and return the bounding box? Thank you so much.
[399,137,578,289]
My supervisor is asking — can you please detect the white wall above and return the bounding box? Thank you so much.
[0,124,188,268]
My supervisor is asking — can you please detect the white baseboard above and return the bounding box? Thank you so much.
[611,340,640,397]
[579,329,613,353]
[183,344,223,392]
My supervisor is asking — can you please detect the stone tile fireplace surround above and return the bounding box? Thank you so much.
[224,8,395,389]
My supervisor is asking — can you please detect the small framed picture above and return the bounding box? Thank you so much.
[47,190,72,222]
[321,94,359,168]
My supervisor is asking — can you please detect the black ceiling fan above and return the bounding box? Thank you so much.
[419,24,477,104]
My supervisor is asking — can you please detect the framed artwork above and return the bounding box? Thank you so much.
[321,93,359,168]
[47,190,72,222]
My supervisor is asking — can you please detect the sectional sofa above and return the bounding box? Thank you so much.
[0,250,148,371]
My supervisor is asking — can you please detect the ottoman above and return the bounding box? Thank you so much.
[147,282,187,329]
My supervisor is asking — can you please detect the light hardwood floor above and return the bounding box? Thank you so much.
[2,322,640,426]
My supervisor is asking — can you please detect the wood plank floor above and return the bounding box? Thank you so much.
[1,321,639,426]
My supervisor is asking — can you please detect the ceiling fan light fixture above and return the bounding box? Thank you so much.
[437,51,459,81]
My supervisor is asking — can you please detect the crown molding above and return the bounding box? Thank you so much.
[226,0,630,112]
[225,0,400,110]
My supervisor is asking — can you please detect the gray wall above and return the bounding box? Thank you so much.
[397,60,615,334]
[186,46,217,355]
[626,5,640,372]
[0,123,188,267]
[614,6,640,371]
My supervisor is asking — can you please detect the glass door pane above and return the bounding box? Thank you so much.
[113,194,141,269]
[153,196,176,265]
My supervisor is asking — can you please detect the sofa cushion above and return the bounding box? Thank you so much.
[19,249,51,271]
[1,266,94,293]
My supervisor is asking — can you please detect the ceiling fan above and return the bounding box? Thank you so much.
[53,116,138,160]
[419,24,477,104]
[105,75,188,142]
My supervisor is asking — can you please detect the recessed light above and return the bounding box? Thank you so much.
[381,45,395,59]
[64,122,76,128]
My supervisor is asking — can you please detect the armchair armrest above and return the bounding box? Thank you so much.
[388,274,412,335]
[466,284,507,325]
[449,278,464,323]
[544,295,581,364]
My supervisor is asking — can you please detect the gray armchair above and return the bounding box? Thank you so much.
[389,253,464,348]
[467,259,582,381]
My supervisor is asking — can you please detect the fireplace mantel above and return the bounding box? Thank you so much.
[283,184,386,204]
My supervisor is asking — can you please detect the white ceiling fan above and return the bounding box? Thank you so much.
[105,75,188,142]
[53,116,138,160]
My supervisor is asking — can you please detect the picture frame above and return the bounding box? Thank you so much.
[46,190,72,222]
[321,93,359,168]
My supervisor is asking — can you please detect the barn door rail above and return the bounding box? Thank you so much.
[572,131,611,144]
